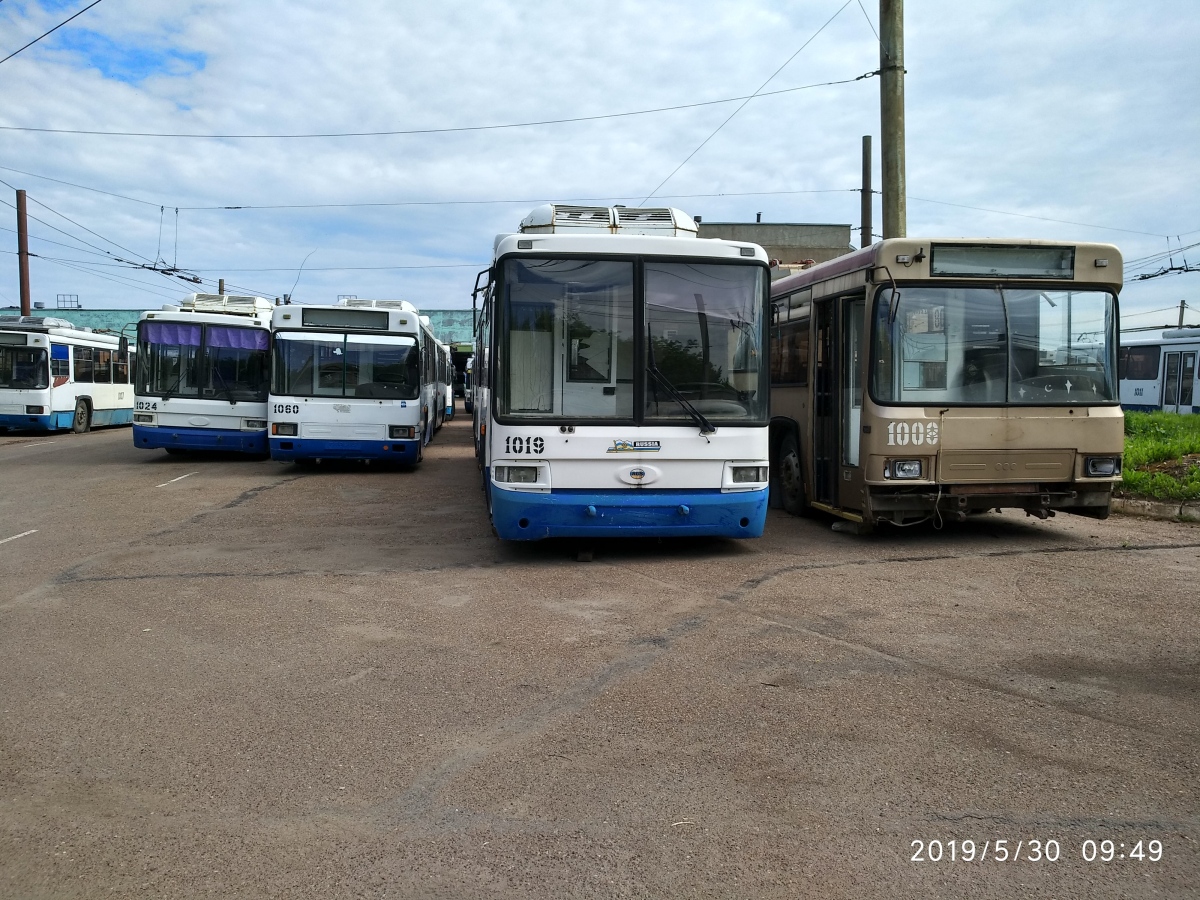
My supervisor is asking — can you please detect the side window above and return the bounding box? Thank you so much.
[114,349,129,384]
[95,349,113,383]
[73,345,94,383]
[50,344,70,380]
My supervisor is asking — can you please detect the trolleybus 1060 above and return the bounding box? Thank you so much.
[769,238,1124,530]
[1118,327,1200,414]
[0,315,134,433]
[133,293,274,454]
[268,299,428,464]
[473,203,771,541]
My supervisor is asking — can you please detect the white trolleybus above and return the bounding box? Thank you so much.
[1118,328,1200,414]
[472,203,771,541]
[0,315,134,433]
[769,238,1124,530]
[268,299,428,464]
[133,293,274,454]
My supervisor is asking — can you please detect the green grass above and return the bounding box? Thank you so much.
[1121,411,1200,500]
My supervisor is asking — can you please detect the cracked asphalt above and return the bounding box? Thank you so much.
[0,415,1197,898]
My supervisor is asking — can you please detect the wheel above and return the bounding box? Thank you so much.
[778,432,808,516]
[71,399,91,434]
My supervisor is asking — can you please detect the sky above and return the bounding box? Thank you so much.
[0,0,1197,326]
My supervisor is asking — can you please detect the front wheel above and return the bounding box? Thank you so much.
[778,432,808,516]
[71,399,91,434]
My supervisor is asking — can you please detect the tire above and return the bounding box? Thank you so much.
[778,432,808,516]
[71,399,91,434]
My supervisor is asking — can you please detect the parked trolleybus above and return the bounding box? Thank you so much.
[439,341,455,421]
[473,203,771,540]
[1118,328,1200,413]
[268,299,428,464]
[769,238,1123,529]
[0,315,134,433]
[133,294,273,454]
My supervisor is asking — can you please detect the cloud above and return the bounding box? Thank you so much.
[0,0,1194,322]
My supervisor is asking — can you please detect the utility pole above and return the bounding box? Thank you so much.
[218,278,225,295]
[860,135,873,249]
[880,0,906,239]
[1179,298,1187,328]
[16,189,31,316]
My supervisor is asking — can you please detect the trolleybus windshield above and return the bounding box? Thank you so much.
[138,322,270,402]
[273,332,420,399]
[0,346,49,390]
[497,257,766,423]
[871,286,1117,405]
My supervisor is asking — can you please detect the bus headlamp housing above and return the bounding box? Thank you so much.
[721,461,770,492]
[886,459,923,479]
[731,465,769,483]
[389,425,416,439]
[1085,456,1121,477]
[25,405,46,415]
[492,461,550,492]
[272,423,298,436]
[242,418,268,430]
[133,412,156,424]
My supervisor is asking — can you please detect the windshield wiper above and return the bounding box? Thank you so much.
[211,363,237,406]
[647,328,715,439]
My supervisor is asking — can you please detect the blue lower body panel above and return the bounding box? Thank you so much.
[270,436,420,463]
[135,424,267,454]
[0,413,56,431]
[93,408,134,427]
[490,485,768,540]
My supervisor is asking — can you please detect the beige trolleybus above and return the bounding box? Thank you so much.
[768,239,1123,530]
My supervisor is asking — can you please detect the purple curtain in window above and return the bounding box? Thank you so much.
[143,322,201,346]
[206,326,268,351]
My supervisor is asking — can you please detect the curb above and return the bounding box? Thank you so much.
[1111,497,1200,522]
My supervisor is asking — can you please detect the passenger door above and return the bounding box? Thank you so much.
[1163,352,1181,412]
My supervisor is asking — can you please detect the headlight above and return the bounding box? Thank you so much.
[731,465,768,483]
[243,418,267,430]
[25,405,46,415]
[887,459,923,479]
[1085,456,1121,477]
[494,465,539,484]
[133,413,155,424]
[272,423,298,436]
[389,425,416,439]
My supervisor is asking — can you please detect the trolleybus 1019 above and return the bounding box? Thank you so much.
[768,238,1124,530]
[133,293,274,454]
[0,315,134,433]
[268,299,428,464]
[1118,327,1200,414]
[473,203,771,540]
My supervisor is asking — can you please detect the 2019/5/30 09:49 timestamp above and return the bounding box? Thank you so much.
[910,839,1164,862]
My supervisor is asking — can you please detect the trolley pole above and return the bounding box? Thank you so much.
[880,0,906,239]
[16,189,32,316]
[861,135,873,249]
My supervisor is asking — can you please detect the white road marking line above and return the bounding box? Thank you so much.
[156,472,199,488]
[0,529,37,545]
[26,441,57,447]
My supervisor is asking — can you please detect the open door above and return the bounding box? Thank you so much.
[812,300,837,505]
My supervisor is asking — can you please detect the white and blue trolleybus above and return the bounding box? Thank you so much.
[473,204,771,540]
[268,299,427,463]
[133,294,273,454]
[0,315,134,433]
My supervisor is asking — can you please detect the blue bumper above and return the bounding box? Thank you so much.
[135,424,267,454]
[269,437,420,463]
[489,485,768,540]
[0,412,62,431]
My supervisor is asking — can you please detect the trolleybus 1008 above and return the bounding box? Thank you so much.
[473,203,771,540]
[1118,327,1200,414]
[133,293,274,454]
[0,315,134,433]
[268,299,429,464]
[768,238,1124,530]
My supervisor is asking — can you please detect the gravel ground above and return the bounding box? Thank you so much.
[0,415,1196,898]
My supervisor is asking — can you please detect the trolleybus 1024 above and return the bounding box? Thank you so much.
[268,299,429,464]
[1118,327,1200,414]
[473,203,771,540]
[768,238,1124,530]
[0,315,134,433]
[133,293,274,454]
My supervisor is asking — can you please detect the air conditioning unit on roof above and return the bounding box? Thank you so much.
[519,204,697,237]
